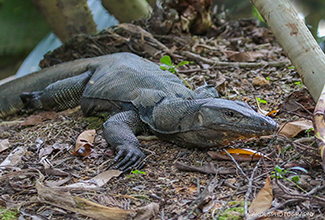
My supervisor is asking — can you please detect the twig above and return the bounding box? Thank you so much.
[274,176,325,206]
[277,134,317,151]
[182,173,220,219]
[222,149,249,180]
[244,157,263,217]
[0,120,24,126]
[178,68,209,74]
[245,130,277,218]
[305,184,325,196]
[182,51,290,68]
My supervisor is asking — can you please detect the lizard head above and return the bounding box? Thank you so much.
[154,98,278,148]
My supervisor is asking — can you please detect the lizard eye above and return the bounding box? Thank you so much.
[225,111,234,117]
[224,111,241,122]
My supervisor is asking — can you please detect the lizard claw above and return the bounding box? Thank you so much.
[110,145,145,171]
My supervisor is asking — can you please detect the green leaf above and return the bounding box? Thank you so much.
[257,97,267,104]
[291,175,300,183]
[160,65,169,71]
[177,61,189,67]
[288,66,296,69]
[274,165,283,173]
[160,55,172,66]
[131,170,146,175]
[169,67,176,74]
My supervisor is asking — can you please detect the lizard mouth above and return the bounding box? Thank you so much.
[206,121,278,138]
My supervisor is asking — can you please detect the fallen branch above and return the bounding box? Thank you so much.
[182,51,290,68]
[313,84,325,171]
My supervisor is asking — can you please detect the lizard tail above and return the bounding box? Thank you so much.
[0,57,96,118]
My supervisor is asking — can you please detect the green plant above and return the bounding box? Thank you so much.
[160,55,188,73]
[0,207,19,220]
[271,165,308,192]
[294,81,303,88]
[126,169,146,178]
[160,55,192,90]
[288,66,296,70]
[131,169,146,175]
[265,77,270,81]
[256,97,267,104]
[281,145,294,154]
[305,127,314,137]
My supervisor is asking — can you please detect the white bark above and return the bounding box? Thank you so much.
[101,0,152,23]
[251,0,325,101]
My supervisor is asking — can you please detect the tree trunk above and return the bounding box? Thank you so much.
[146,0,157,7]
[101,0,152,23]
[250,0,325,101]
[32,0,97,42]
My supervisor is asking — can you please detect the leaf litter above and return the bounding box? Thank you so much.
[0,15,324,220]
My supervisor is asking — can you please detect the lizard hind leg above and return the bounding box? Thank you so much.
[20,91,44,113]
[20,70,93,112]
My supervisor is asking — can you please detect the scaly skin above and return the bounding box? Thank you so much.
[0,53,278,171]
[0,56,105,118]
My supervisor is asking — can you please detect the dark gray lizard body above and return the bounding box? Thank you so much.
[0,52,278,170]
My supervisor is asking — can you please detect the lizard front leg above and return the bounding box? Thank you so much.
[103,110,146,171]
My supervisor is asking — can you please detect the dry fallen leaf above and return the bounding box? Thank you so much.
[36,181,135,220]
[223,50,264,62]
[21,111,56,126]
[280,88,315,117]
[91,170,122,187]
[0,146,27,167]
[279,120,313,138]
[252,76,270,87]
[73,129,96,156]
[0,139,10,153]
[248,176,273,217]
[39,145,55,159]
[60,170,122,190]
[134,202,159,220]
[208,148,271,162]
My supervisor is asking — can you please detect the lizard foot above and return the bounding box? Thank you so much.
[110,145,146,171]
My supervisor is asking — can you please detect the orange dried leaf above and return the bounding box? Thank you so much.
[73,130,96,156]
[223,148,271,159]
[209,149,271,161]
[266,109,278,117]
[279,120,313,138]
[249,176,273,215]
